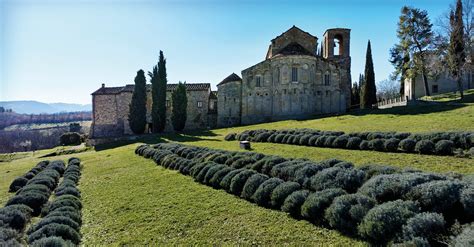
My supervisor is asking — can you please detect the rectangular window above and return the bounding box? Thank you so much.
[292,67,298,82]
[432,85,439,94]
[166,100,171,107]
[256,76,261,87]
[324,74,330,85]
[197,101,203,108]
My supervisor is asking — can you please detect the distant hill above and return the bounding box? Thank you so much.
[0,101,91,114]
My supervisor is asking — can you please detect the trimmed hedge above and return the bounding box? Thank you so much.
[136,143,474,245]
[226,129,473,156]
[8,161,49,192]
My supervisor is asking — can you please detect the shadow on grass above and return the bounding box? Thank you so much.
[349,101,469,117]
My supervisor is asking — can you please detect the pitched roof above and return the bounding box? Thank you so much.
[274,42,314,57]
[217,73,242,86]
[92,83,210,95]
[271,25,318,42]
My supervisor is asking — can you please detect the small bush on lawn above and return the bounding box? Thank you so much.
[309,167,366,193]
[229,170,257,195]
[189,162,207,178]
[346,137,362,150]
[300,188,347,223]
[333,135,349,149]
[435,140,454,155]
[400,212,445,245]
[324,136,337,147]
[270,182,301,209]
[325,194,376,235]
[258,157,287,175]
[405,180,464,219]
[453,223,474,247]
[241,173,269,200]
[231,157,256,169]
[358,200,420,244]
[220,169,244,191]
[461,186,474,221]
[252,178,284,207]
[238,134,249,141]
[27,223,81,245]
[359,164,399,179]
[202,164,226,185]
[315,136,327,147]
[6,193,49,216]
[359,140,370,150]
[224,133,236,141]
[274,134,285,143]
[384,138,400,152]
[369,139,385,151]
[194,162,215,183]
[55,187,81,198]
[415,140,435,154]
[299,135,312,146]
[44,211,82,226]
[399,139,416,152]
[59,132,82,146]
[9,177,29,193]
[294,164,325,186]
[46,198,82,214]
[281,190,310,217]
[0,227,19,241]
[209,167,234,188]
[30,237,75,247]
[0,205,32,231]
[307,135,319,146]
[28,216,80,234]
[358,173,445,203]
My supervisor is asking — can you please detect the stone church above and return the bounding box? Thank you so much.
[91,26,351,138]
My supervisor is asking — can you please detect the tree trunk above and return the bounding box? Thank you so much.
[421,67,430,97]
[457,76,464,99]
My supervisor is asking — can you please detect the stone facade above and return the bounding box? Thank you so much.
[91,26,353,137]
[218,26,351,127]
[91,83,216,138]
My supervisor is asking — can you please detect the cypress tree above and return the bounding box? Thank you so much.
[171,82,188,131]
[361,40,377,109]
[149,51,167,133]
[448,0,466,99]
[128,70,147,134]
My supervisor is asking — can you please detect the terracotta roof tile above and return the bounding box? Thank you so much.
[92,83,210,95]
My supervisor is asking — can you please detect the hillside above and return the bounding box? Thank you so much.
[1,99,473,245]
[0,100,91,114]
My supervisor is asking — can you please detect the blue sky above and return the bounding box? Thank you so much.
[0,0,453,104]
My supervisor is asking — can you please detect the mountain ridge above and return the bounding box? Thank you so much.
[0,100,92,114]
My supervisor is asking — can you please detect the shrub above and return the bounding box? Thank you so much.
[241,173,269,200]
[299,135,312,146]
[358,200,420,244]
[45,211,82,226]
[405,180,464,219]
[229,170,257,195]
[46,199,82,214]
[281,190,310,217]
[224,133,236,141]
[274,134,285,143]
[324,136,337,147]
[231,157,256,169]
[219,169,244,191]
[270,182,301,209]
[6,193,49,216]
[399,139,416,152]
[194,162,215,183]
[314,136,327,147]
[384,138,400,152]
[369,139,385,151]
[333,135,349,149]
[55,187,81,198]
[0,227,19,241]
[30,237,75,247]
[254,132,271,142]
[325,194,376,235]
[358,173,445,203]
[0,205,32,231]
[202,164,226,185]
[59,132,82,146]
[238,133,249,141]
[300,188,347,223]
[415,140,435,154]
[346,137,362,150]
[294,164,325,186]
[9,177,29,193]
[28,216,81,234]
[359,140,370,150]
[461,186,474,221]
[401,212,445,245]
[189,162,207,178]
[308,135,320,146]
[209,167,233,188]
[252,178,284,207]
[309,167,366,193]
[435,140,454,155]
[359,164,399,179]
[453,223,474,247]
[27,223,81,245]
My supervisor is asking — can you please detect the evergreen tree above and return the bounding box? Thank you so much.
[448,0,466,98]
[171,82,187,131]
[391,6,434,97]
[361,40,377,109]
[148,51,167,133]
[128,70,147,134]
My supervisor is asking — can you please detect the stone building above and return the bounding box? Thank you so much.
[91,83,216,137]
[91,26,352,137]
[217,26,351,127]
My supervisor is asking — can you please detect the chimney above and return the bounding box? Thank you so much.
[101,83,105,88]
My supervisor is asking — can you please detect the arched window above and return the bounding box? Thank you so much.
[256,76,262,87]
[291,67,298,82]
[333,34,343,56]
[324,71,331,85]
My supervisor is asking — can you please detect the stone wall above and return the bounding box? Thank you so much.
[405,70,474,100]
[239,55,347,125]
[267,26,318,59]
[91,94,123,137]
[217,81,242,127]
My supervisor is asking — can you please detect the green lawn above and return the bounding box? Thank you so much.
[1,99,473,245]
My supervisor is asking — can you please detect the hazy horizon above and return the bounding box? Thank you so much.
[0,0,453,104]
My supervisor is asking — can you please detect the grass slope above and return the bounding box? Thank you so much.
[1,96,473,244]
